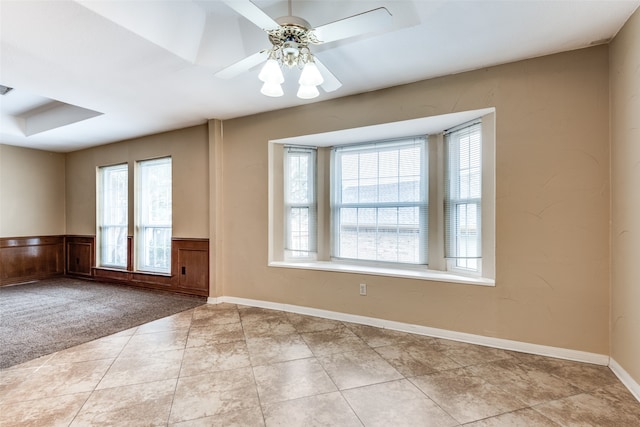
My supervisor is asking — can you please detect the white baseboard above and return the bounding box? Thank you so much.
[609,358,640,402]
[211,296,610,366]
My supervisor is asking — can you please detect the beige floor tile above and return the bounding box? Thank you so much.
[463,408,560,426]
[318,348,403,390]
[70,378,176,426]
[550,361,621,392]
[344,323,421,347]
[534,388,640,426]
[186,322,245,348]
[136,309,195,334]
[191,306,240,328]
[2,353,54,371]
[3,303,638,427]
[238,307,286,323]
[301,326,370,356]
[246,333,313,366]
[466,359,582,405]
[286,313,345,333]
[119,328,189,357]
[0,359,112,403]
[96,348,184,389]
[262,392,362,427]
[180,341,251,377]
[169,407,265,426]
[431,339,515,367]
[204,302,239,311]
[0,391,90,427]
[0,366,39,400]
[410,368,527,424]
[600,381,640,406]
[342,379,458,427]
[242,316,297,339]
[508,352,579,371]
[252,357,337,404]
[169,367,260,424]
[45,335,130,365]
[374,340,461,377]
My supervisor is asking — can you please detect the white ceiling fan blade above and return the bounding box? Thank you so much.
[222,0,280,31]
[215,51,268,79]
[314,57,342,92]
[313,7,392,44]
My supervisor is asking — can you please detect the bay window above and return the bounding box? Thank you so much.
[271,109,495,285]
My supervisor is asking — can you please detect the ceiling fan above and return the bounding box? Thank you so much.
[215,0,392,99]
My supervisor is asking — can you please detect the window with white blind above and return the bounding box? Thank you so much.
[284,146,317,259]
[269,109,495,285]
[332,138,428,264]
[98,164,128,268]
[137,157,172,273]
[445,122,482,272]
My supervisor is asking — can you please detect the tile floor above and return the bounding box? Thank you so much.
[1,303,639,426]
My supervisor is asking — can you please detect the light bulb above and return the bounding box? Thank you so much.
[258,59,284,84]
[261,81,284,97]
[297,84,319,99]
[298,61,324,87]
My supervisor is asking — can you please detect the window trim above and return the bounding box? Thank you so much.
[268,109,495,285]
[97,163,129,269]
[283,146,318,261]
[444,121,483,275]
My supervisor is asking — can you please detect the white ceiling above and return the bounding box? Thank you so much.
[0,0,638,153]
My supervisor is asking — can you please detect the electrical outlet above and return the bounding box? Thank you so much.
[359,283,367,296]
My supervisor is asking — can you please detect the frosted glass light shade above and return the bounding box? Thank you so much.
[259,59,284,84]
[261,81,284,97]
[297,84,319,99]
[298,62,324,86]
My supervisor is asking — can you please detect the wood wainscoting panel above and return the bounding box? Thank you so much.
[65,236,95,277]
[1,235,209,296]
[0,236,65,286]
[173,238,209,296]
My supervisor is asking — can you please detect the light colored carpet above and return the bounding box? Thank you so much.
[0,277,206,368]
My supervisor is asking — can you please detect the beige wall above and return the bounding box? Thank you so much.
[221,46,611,355]
[610,8,640,383]
[0,144,66,237]
[65,124,209,238]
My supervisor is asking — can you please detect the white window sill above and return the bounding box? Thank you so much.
[268,261,495,287]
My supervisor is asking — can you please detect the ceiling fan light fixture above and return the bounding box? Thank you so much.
[299,61,324,87]
[258,59,284,84]
[297,84,319,99]
[261,81,284,97]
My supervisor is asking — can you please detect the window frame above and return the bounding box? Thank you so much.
[97,163,128,269]
[330,137,429,266]
[444,121,483,275]
[135,157,173,274]
[283,146,318,261]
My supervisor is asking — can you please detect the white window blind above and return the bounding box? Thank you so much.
[284,146,317,258]
[98,164,128,268]
[332,137,428,264]
[445,121,482,271]
[137,157,172,273]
